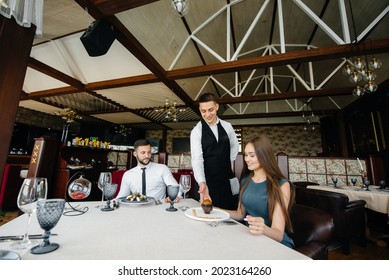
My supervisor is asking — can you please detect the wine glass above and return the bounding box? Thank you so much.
[166,185,179,212]
[11,177,47,250]
[351,178,357,186]
[97,172,112,207]
[31,199,65,254]
[363,179,371,191]
[331,177,338,188]
[379,180,386,190]
[179,175,191,200]
[101,183,118,212]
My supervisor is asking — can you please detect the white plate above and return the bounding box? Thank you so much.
[185,207,230,222]
[118,196,154,206]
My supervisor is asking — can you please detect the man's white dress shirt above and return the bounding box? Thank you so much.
[116,162,178,200]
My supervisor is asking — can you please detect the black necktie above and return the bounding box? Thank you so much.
[141,167,146,195]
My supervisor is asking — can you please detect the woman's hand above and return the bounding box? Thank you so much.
[245,215,266,235]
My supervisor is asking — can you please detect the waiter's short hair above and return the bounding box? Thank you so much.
[134,139,151,150]
[198,92,218,104]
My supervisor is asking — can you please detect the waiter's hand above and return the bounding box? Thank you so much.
[198,182,211,203]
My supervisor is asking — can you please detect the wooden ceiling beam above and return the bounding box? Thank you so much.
[28,58,85,90]
[92,0,160,16]
[217,87,354,104]
[166,39,389,80]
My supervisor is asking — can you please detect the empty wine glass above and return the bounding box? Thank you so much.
[11,177,47,250]
[379,180,386,190]
[179,175,191,200]
[166,185,179,212]
[101,183,118,212]
[31,199,65,254]
[331,177,338,188]
[351,178,357,186]
[363,179,371,191]
[97,172,112,207]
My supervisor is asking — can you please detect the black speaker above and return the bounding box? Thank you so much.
[80,20,116,57]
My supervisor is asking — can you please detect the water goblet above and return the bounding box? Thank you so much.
[97,172,112,208]
[351,178,357,187]
[179,174,191,200]
[101,183,118,212]
[363,179,371,191]
[379,180,386,190]
[31,199,65,254]
[166,185,179,212]
[11,177,47,250]
[331,177,338,188]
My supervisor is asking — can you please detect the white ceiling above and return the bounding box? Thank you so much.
[18,0,389,130]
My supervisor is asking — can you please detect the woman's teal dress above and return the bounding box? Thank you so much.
[241,177,295,248]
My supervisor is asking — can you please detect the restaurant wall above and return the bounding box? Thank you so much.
[146,125,322,156]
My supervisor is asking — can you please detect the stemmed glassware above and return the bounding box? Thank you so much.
[331,177,338,188]
[363,179,371,191]
[31,199,65,254]
[166,185,179,212]
[351,178,357,187]
[179,175,191,200]
[11,177,47,250]
[379,180,386,190]
[101,183,118,211]
[97,172,112,207]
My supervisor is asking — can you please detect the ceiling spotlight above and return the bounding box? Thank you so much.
[171,0,189,17]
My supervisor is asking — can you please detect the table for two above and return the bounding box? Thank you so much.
[307,185,389,215]
[0,199,309,260]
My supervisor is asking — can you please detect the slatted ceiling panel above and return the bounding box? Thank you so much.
[127,122,168,130]
[18,100,62,115]
[138,107,199,123]
[42,92,122,113]
[97,83,185,109]
[91,111,149,124]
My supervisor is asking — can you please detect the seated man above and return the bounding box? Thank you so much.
[116,139,180,202]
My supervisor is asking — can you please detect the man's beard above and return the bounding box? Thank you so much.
[136,156,150,166]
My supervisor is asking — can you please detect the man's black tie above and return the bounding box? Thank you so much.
[141,167,146,195]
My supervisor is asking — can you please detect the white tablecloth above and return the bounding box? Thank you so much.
[307,185,389,214]
[0,199,309,260]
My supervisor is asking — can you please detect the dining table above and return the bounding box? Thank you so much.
[306,185,389,215]
[0,199,309,260]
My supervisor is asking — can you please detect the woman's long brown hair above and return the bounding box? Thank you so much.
[238,135,295,233]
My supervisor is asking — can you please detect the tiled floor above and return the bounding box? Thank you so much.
[1,210,388,259]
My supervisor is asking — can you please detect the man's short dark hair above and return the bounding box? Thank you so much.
[134,139,151,150]
[198,92,218,104]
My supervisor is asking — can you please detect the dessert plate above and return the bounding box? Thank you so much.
[185,207,229,222]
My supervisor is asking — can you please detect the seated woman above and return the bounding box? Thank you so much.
[225,135,295,248]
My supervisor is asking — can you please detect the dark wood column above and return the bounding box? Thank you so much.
[0,16,36,184]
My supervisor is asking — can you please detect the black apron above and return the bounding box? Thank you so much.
[201,119,238,210]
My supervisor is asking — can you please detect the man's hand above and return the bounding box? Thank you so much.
[198,182,211,203]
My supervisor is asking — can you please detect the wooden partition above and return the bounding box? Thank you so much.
[276,153,386,186]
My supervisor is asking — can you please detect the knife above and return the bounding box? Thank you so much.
[0,233,58,242]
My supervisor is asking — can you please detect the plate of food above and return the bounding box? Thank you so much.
[118,193,154,206]
[185,207,230,222]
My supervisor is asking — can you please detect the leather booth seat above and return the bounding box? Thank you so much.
[295,187,366,254]
[291,204,334,260]
[292,181,319,188]
[0,164,24,210]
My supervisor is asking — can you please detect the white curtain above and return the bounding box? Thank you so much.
[0,0,44,36]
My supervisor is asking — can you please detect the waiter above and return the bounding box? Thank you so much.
[190,92,240,210]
